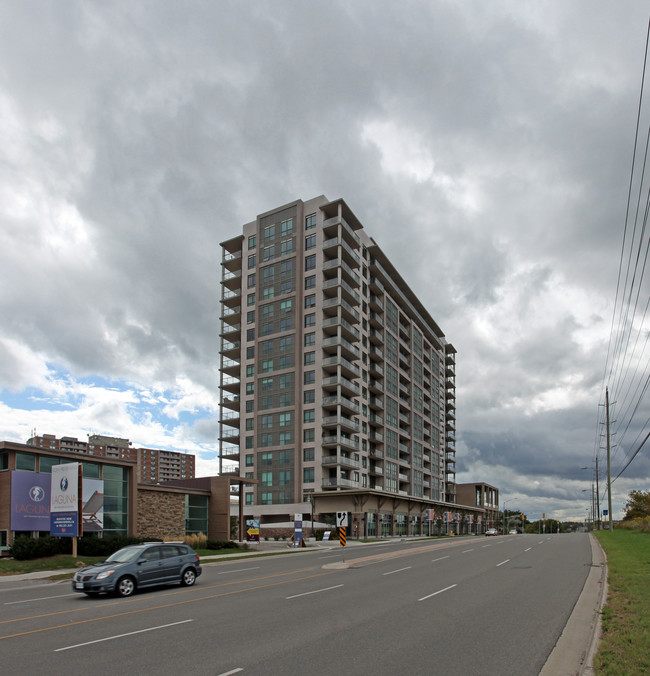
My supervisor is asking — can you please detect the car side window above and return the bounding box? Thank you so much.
[161,545,181,559]
[141,548,161,562]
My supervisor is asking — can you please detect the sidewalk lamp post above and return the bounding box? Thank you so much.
[502,498,516,534]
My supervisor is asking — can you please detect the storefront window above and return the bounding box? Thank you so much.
[186,495,208,534]
[15,452,36,472]
[101,465,128,535]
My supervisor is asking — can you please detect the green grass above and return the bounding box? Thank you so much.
[594,529,650,675]
[0,554,106,576]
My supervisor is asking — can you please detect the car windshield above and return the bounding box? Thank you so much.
[105,547,146,564]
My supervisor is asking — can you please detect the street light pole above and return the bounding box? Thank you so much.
[502,498,516,534]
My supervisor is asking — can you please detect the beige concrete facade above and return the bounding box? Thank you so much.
[219,197,474,532]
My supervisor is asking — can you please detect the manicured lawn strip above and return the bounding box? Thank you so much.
[0,554,106,575]
[594,530,650,675]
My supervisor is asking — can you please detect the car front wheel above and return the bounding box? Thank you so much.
[116,576,136,597]
[181,568,196,586]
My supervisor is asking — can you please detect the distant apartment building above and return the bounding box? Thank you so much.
[456,482,500,530]
[26,434,195,483]
[218,196,470,536]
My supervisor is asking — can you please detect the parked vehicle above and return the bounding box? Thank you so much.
[72,542,201,597]
[509,529,518,534]
[485,528,498,536]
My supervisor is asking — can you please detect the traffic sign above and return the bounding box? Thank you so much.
[336,511,348,527]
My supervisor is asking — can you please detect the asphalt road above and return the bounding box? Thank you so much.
[0,533,593,675]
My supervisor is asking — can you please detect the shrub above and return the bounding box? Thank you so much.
[9,535,69,560]
[183,533,208,549]
[205,540,239,550]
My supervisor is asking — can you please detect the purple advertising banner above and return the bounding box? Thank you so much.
[11,472,51,531]
[51,512,78,537]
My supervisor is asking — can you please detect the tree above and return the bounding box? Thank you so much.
[622,490,650,520]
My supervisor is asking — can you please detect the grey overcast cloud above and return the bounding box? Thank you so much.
[2,1,649,521]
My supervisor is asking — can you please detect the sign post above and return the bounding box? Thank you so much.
[336,511,348,561]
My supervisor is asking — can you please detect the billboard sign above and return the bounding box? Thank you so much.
[82,478,104,534]
[11,472,51,531]
[50,463,80,537]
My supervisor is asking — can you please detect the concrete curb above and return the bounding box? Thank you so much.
[539,533,607,676]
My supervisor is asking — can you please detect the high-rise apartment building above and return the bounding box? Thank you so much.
[26,434,195,483]
[219,197,459,536]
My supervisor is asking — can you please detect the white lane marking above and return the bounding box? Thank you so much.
[383,566,412,576]
[217,670,244,676]
[538,541,544,544]
[217,567,260,575]
[482,545,491,548]
[461,549,474,553]
[525,547,532,552]
[55,619,193,652]
[286,584,344,599]
[318,555,340,559]
[418,584,457,601]
[432,556,450,562]
[5,593,78,604]
[496,559,510,567]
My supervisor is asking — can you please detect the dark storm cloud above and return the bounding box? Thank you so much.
[1,0,649,516]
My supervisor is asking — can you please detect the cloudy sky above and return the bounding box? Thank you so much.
[2,1,650,522]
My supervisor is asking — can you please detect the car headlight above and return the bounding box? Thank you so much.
[96,570,115,580]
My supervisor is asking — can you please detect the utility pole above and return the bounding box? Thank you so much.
[595,455,600,530]
[606,387,613,531]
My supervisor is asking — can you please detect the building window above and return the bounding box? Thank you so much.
[304,390,315,404]
[304,429,315,443]
[245,418,254,431]
[279,336,292,351]
[304,371,315,385]
[279,317,292,332]
[280,239,294,255]
[279,469,291,485]
[303,468,315,483]
[304,294,316,309]
[304,352,315,365]
[303,447,315,461]
[304,332,315,347]
[305,255,316,270]
[261,377,273,391]
[280,280,293,295]
[247,328,255,341]
[261,359,273,373]
[280,299,292,314]
[246,400,254,413]
[279,355,291,369]
[281,219,294,237]
[279,431,292,445]
[248,254,256,269]
[261,340,273,355]
[263,245,274,262]
[304,313,315,328]
[279,374,291,389]
[246,364,255,377]
[305,275,316,290]
[245,437,254,449]
[247,311,255,324]
[246,383,255,395]
[261,434,273,447]
[261,492,273,505]
[247,293,256,306]
[305,234,316,250]
[263,286,275,300]
[248,235,256,249]
[263,265,275,282]
[305,213,316,230]
[304,410,315,423]
[246,346,255,359]
[261,471,273,487]
[279,393,291,407]
[245,493,254,505]
[247,273,256,288]
[261,415,273,429]
[264,224,275,242]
